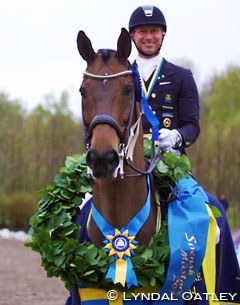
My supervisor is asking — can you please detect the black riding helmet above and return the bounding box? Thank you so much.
[129,5,167,33]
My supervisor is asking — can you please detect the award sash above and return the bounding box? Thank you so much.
[159,176,210,304]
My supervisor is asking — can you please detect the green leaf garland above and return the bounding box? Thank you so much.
[26,149,191,291]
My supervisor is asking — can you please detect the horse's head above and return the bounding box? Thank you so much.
[77,28,142,179]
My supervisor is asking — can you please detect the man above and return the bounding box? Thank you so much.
[129,5,240,302]
[129,5,200,155]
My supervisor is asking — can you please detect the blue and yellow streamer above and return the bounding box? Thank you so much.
[91,176,151,288]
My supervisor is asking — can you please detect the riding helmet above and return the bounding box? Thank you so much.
[129,5,167,33]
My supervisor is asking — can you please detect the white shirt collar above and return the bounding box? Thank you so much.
[136,54,162,81]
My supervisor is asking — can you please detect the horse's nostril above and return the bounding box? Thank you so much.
[106,151,119,166]
[86,149,119,179]
[86,149,97,168]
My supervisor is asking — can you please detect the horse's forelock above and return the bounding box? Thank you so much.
[97,49,115,63]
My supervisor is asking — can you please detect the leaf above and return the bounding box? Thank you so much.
[143,138,152,157]
[137,276,150,287]
[83,270,95,276]
[72,196,83,206]
[156,160,169,173]
[131,256,147,266]
[65,155,79,168]
[80,184,92,193]
[60,189,72,200]
[34,185,54,195]
[85,246,98,261]
[174,167,187,181]
[162,152,178,168]
[208,204,222,218]
[140,248,153,260]
[177,154,191,171]
[154,264,165,275]
[62,239,78,253]
[54,255,65,266]
[150,276,156,286]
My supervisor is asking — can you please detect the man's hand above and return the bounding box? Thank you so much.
[158,128,182,151]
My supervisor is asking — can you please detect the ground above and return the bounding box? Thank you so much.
[0,237,69,305]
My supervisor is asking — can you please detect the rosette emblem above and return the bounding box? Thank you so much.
[105,229,136,258]
[104,229,138,287]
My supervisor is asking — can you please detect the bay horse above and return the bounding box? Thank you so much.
[66,28,240,305]
[77,28,157,247]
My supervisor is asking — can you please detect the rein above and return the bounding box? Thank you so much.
[82,68,162,179]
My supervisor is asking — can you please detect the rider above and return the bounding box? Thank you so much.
[129,5,200,155]
[128,5,240,301]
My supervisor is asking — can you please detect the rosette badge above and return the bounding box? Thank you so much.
[105,229,137,258]
[104,229,138,287]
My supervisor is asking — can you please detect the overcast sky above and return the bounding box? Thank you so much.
[1,0,240,116]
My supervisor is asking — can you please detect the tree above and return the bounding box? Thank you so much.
[0,93,25,195]
[188,66,240,213]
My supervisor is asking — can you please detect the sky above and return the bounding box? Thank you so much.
[1,0,240,116]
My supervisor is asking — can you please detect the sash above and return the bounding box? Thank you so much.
[137,58,164,141]
[91,176,151,288]
[158,176,210,305]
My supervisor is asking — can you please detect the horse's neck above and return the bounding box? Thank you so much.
[92,176,147,226]
[89,136,157,246]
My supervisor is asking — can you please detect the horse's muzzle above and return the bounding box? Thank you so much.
[86,148,120,179]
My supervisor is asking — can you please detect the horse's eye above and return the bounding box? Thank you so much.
[79,86,86,98]
[124,85,133,96]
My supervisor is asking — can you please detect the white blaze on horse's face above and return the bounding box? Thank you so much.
[77,29,137,180]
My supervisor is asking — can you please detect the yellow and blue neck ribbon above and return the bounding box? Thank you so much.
[91,176,151,288]
[136,57,164,141]
[138,57,164,100]
[158,176,210,305]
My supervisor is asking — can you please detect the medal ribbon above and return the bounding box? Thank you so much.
[91,176,151,288]
[137,57,164,141]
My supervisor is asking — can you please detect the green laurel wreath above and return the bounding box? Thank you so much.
[26,141,191,291]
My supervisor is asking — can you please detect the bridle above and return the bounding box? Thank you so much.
[81,67,177,202]
[81,68,163,179]
[82,70,136,150]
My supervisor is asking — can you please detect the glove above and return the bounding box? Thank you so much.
[158,128,182,152]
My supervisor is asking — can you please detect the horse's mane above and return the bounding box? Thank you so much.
[97,49,115,63]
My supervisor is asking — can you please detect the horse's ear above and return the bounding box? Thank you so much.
[116,28,132,61]
[77,30,96,64]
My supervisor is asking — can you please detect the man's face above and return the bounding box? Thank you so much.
[131,25,165,58]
